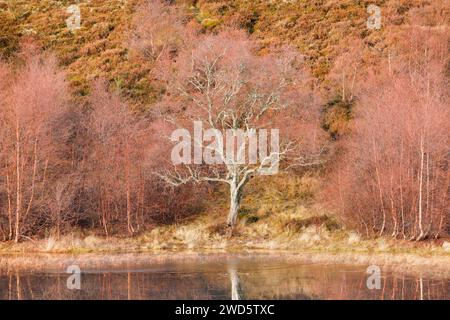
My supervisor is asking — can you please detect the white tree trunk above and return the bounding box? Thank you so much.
[416,137,425,241]
[227,177,243,228]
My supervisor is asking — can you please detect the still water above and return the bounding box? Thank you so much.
[0,255,448,300]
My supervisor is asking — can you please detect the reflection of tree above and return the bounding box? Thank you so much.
[127,272,132,300]
[0,265,448,300]
[228,265,245,300]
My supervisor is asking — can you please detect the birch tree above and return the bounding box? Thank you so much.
[329,29,449,240]
[155,30,324,229]
[0,45,69,242]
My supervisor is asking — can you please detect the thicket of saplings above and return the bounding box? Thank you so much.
[0,2,448,243]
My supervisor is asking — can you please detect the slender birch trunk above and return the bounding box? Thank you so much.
[416,135,425,240]
[14,118,21,243]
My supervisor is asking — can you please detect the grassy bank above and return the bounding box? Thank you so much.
[1,227,448,257]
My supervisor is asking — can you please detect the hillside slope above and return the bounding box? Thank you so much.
[1,0,447,105]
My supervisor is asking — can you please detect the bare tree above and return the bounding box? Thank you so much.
[0,43,69,242]
[87,81,148,236]
[129,0,191,63]
[155,30,325,229]
[50,176,77,239]
[328,38,365,103]
[328,28,449,240]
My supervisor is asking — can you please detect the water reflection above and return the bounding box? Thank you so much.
[228,263,245,300]
[0,258,448,300]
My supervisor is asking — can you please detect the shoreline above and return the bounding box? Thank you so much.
[1,228,449,278]
[1,234,449,255]
[1,248,449,278]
